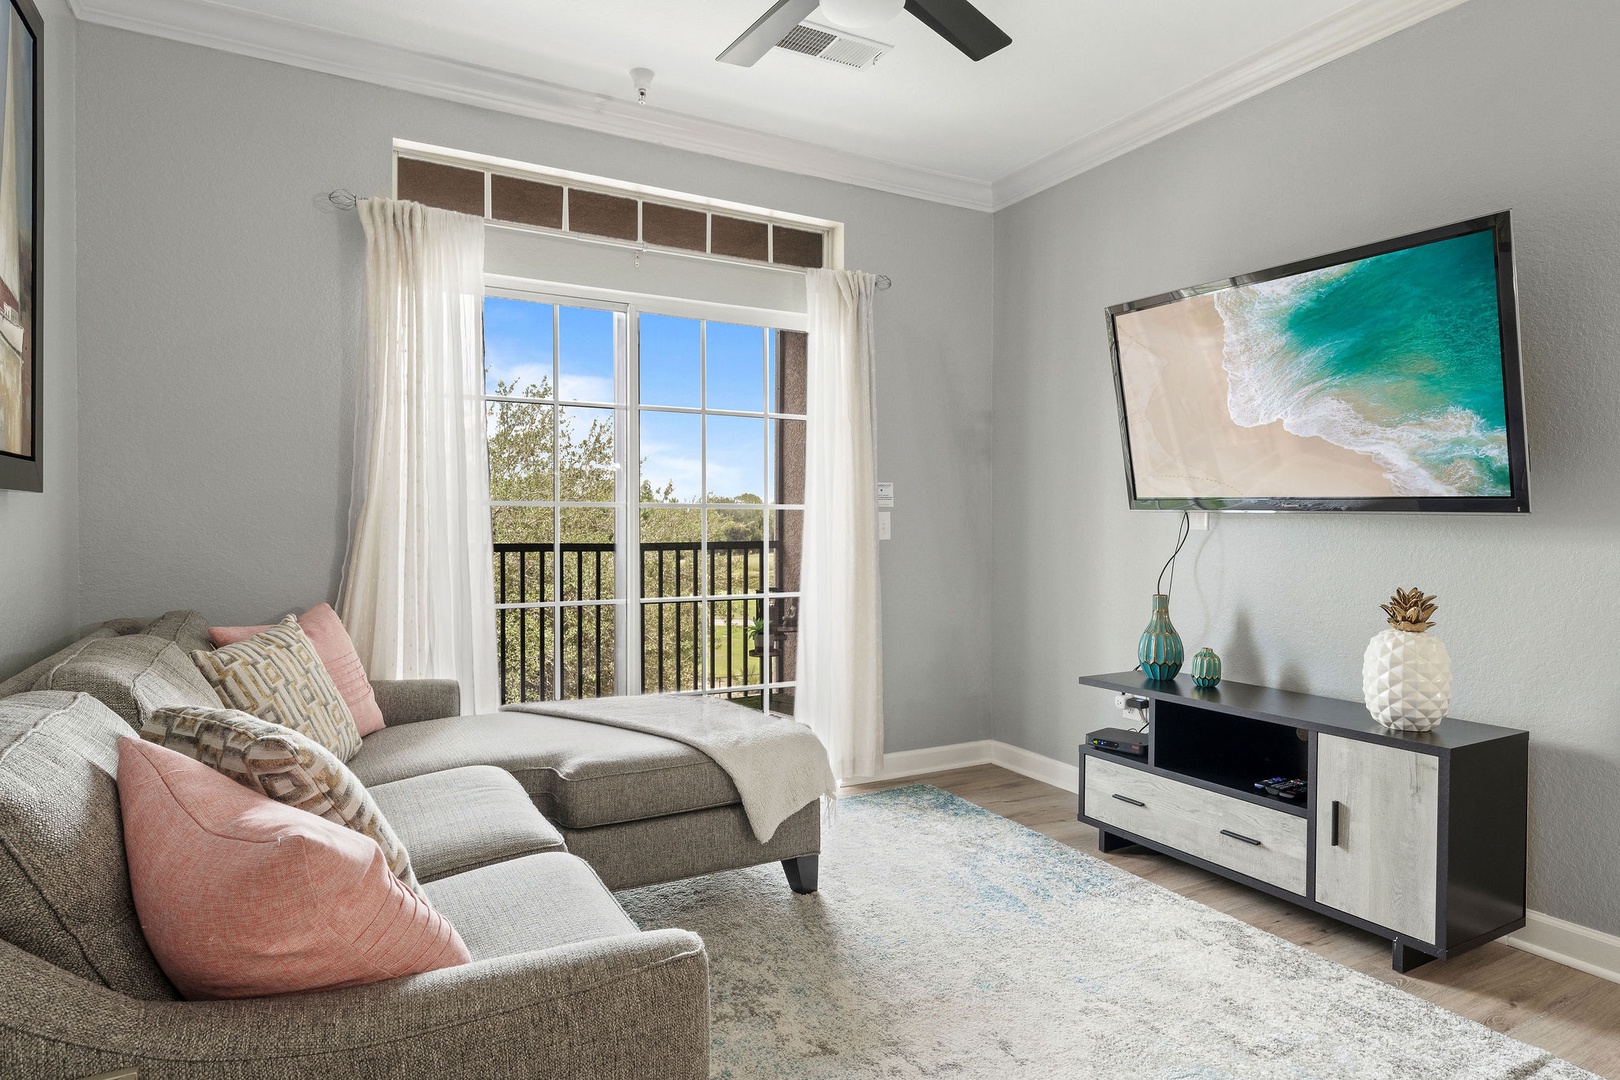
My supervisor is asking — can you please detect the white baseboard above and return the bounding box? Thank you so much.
[841,740,993,785]
[855,738,1620,986]
[989,740,1082,794]
[1504,911,1620,985]
[842,739,1079,791]
[845,738,1082,792]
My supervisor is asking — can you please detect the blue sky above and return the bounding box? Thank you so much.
[484,297,553,398]
[485,298,790,503]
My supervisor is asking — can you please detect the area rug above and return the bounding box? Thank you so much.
[619,784,1592,1079]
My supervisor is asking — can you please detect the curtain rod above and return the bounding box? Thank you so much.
[328,189,891,291]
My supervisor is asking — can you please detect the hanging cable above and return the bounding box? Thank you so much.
[1155,510,1191,599]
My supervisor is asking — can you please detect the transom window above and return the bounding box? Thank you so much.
[483,290,806,716]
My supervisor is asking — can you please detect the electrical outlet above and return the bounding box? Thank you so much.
[878,511,891,540]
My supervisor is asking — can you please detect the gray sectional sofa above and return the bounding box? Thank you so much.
[0,612,824,1079]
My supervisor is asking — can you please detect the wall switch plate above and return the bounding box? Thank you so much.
[878,511,891,540]
[877,482,894,507]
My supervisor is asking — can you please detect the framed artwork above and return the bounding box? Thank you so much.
[0,0,39,492]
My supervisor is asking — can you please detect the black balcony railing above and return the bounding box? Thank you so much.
[494,541,793,705]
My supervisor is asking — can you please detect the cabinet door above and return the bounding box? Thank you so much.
[1314,734,1439,944]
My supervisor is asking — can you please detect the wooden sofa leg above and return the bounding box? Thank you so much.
[782,854,819,894]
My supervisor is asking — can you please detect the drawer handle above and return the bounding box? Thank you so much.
[1330,801,1344,848]
[1220,829,1262,846]
[1111,793,1146,807]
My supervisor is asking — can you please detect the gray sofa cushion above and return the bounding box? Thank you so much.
[424,852,636,962]
[370,677,461,725]
[94,617,151,636]
[0,692,179,1001]
[349,712,740,828]
[35,635,223,729]
[140,609,215,655]
[0,626,123,699]
[372,765,566,883]
[0,612,212,700]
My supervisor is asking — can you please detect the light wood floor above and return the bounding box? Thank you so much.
[842,764,1620,1078]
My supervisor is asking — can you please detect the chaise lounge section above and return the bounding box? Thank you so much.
[350,693,822,890]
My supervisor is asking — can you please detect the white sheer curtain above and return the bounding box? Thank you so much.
[798,268,884,780]
[340,198,498,714]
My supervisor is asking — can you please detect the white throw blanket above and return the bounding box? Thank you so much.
[504,694,838,843]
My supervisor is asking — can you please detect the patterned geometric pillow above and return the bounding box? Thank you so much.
[192,615,362,761]
[142,705,419,892]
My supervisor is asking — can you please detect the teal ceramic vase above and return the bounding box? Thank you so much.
[1138,594,1184,681]
[1191,647,1222,688]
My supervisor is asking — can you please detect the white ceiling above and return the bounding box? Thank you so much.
[69,0,1471,209]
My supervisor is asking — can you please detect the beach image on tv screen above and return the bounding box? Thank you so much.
[1114,229,1511,500]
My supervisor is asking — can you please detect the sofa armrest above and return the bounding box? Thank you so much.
[370,678,461,724]
[1,930,708,1080]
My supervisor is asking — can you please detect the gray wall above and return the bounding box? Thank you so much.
[0,0,75,676]
[73,25,994,754]
[992,0,1620,934]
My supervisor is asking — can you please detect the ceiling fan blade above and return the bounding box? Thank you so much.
[718,0,822,67]
[903,0,1011,61]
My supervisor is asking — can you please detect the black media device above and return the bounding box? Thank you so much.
[1087,727,1149,758]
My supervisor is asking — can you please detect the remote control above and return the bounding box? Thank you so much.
[1254,777,1308,800]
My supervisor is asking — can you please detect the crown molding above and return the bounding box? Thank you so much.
[65,0,997,211]
[989,0,1474,210]
[68,0,1468,215]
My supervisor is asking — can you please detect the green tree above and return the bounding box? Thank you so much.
[488,375,617,701]
[487,374,767,702]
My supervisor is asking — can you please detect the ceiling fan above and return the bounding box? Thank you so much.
[718,0,1011,66]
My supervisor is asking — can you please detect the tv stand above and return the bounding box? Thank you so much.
[1078,672,1528,972]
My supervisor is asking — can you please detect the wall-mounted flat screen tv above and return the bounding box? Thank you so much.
[1106,212,1529,513]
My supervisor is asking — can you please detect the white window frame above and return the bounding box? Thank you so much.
[485,275,808,711]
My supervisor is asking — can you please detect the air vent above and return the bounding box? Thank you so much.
[775,20,889,70]
[778,24,838,57]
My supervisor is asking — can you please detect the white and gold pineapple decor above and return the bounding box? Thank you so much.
[1362,587,1452,731]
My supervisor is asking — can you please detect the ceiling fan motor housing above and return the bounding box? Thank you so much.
[719,0,1010,67]
[819,0,906,30]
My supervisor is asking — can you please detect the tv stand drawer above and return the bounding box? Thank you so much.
[1084,757,1307,895]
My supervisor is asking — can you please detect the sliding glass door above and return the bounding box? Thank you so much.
[483,287,805,715]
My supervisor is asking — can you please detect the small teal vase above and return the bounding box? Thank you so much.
[1191,647,1222,688]
[1138,593,1184,681]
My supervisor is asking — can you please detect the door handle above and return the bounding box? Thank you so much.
[1111,793,1146,807]
[1330,800,1344,847]
[1219,829,1262,846]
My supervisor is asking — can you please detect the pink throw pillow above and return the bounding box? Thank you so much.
[117,738,470,1000]
[211,603,386,736]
